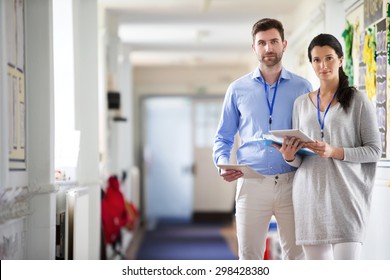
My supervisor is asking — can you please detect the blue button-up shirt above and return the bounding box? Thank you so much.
[213,67,312,175]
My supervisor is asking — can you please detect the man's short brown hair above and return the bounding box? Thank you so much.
[252,18,285,42]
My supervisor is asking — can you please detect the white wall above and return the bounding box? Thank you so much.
[53,0,79,181]
[0,0,7,195]
[0,1,55,259]
[25,0,56,259]
[361,165,390,259]
[284,0,325,88]
[0,218,27,259]
[1,0,102,260]
[285,0,346,88]
[73,0,101,260]
[104,11,136,181]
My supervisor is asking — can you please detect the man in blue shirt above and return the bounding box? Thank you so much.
[213,18,312,260]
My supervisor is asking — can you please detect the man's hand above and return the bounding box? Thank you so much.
[220,169,243,182]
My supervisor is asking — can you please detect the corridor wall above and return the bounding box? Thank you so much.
[1,0,101,260]
[344,0,390,259]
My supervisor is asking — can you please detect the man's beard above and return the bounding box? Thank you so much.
[261,52,282,67]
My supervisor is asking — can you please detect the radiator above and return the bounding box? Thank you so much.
[65,187,89,260]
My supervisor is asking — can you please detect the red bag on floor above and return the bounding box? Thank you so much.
[124,201,139,231]
[101,176,129,244]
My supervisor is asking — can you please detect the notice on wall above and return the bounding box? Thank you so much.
[376,18,387,158]
[387,2,390,159]
[346,2,364,89]
[7,0,26,170]
[364,0,383,27]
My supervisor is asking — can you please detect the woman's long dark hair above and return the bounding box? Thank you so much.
[308,33,356,111]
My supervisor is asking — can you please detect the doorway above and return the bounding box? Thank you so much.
[192,99,236,217]
[142,97,193,226]
[142,96,234,227]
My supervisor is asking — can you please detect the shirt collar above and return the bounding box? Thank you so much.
[251,67,291,84]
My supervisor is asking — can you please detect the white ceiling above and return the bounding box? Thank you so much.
[99,0,313,66]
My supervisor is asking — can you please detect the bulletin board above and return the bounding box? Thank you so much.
[7,0,26,170]
[346,0,390,159]
[376,18,387,158]
[387,2,390,160]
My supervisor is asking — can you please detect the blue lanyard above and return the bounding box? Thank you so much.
[263,81,278,129]
[316,88,337,139]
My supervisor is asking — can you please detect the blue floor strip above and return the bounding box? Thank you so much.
[136,220,237,260]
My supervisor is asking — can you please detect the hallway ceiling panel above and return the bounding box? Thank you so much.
[99,0,312,66]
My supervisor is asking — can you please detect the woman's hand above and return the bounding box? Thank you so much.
[272,136,304,161]
[305,141,344,159]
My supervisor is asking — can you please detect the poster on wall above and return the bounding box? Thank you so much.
[344,1,390,160]
[364,0,383,27]
[345,2,364,89]
[351,1,389,159]
[387,2,390,159]
[7,0,26,170]
[357,31,366,92]
[351,6,364,88]
[376,18,387,158]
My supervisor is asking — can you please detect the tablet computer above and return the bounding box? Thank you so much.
[269,129,314,143]
[217,164,265,179]
[262,134,316,156]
